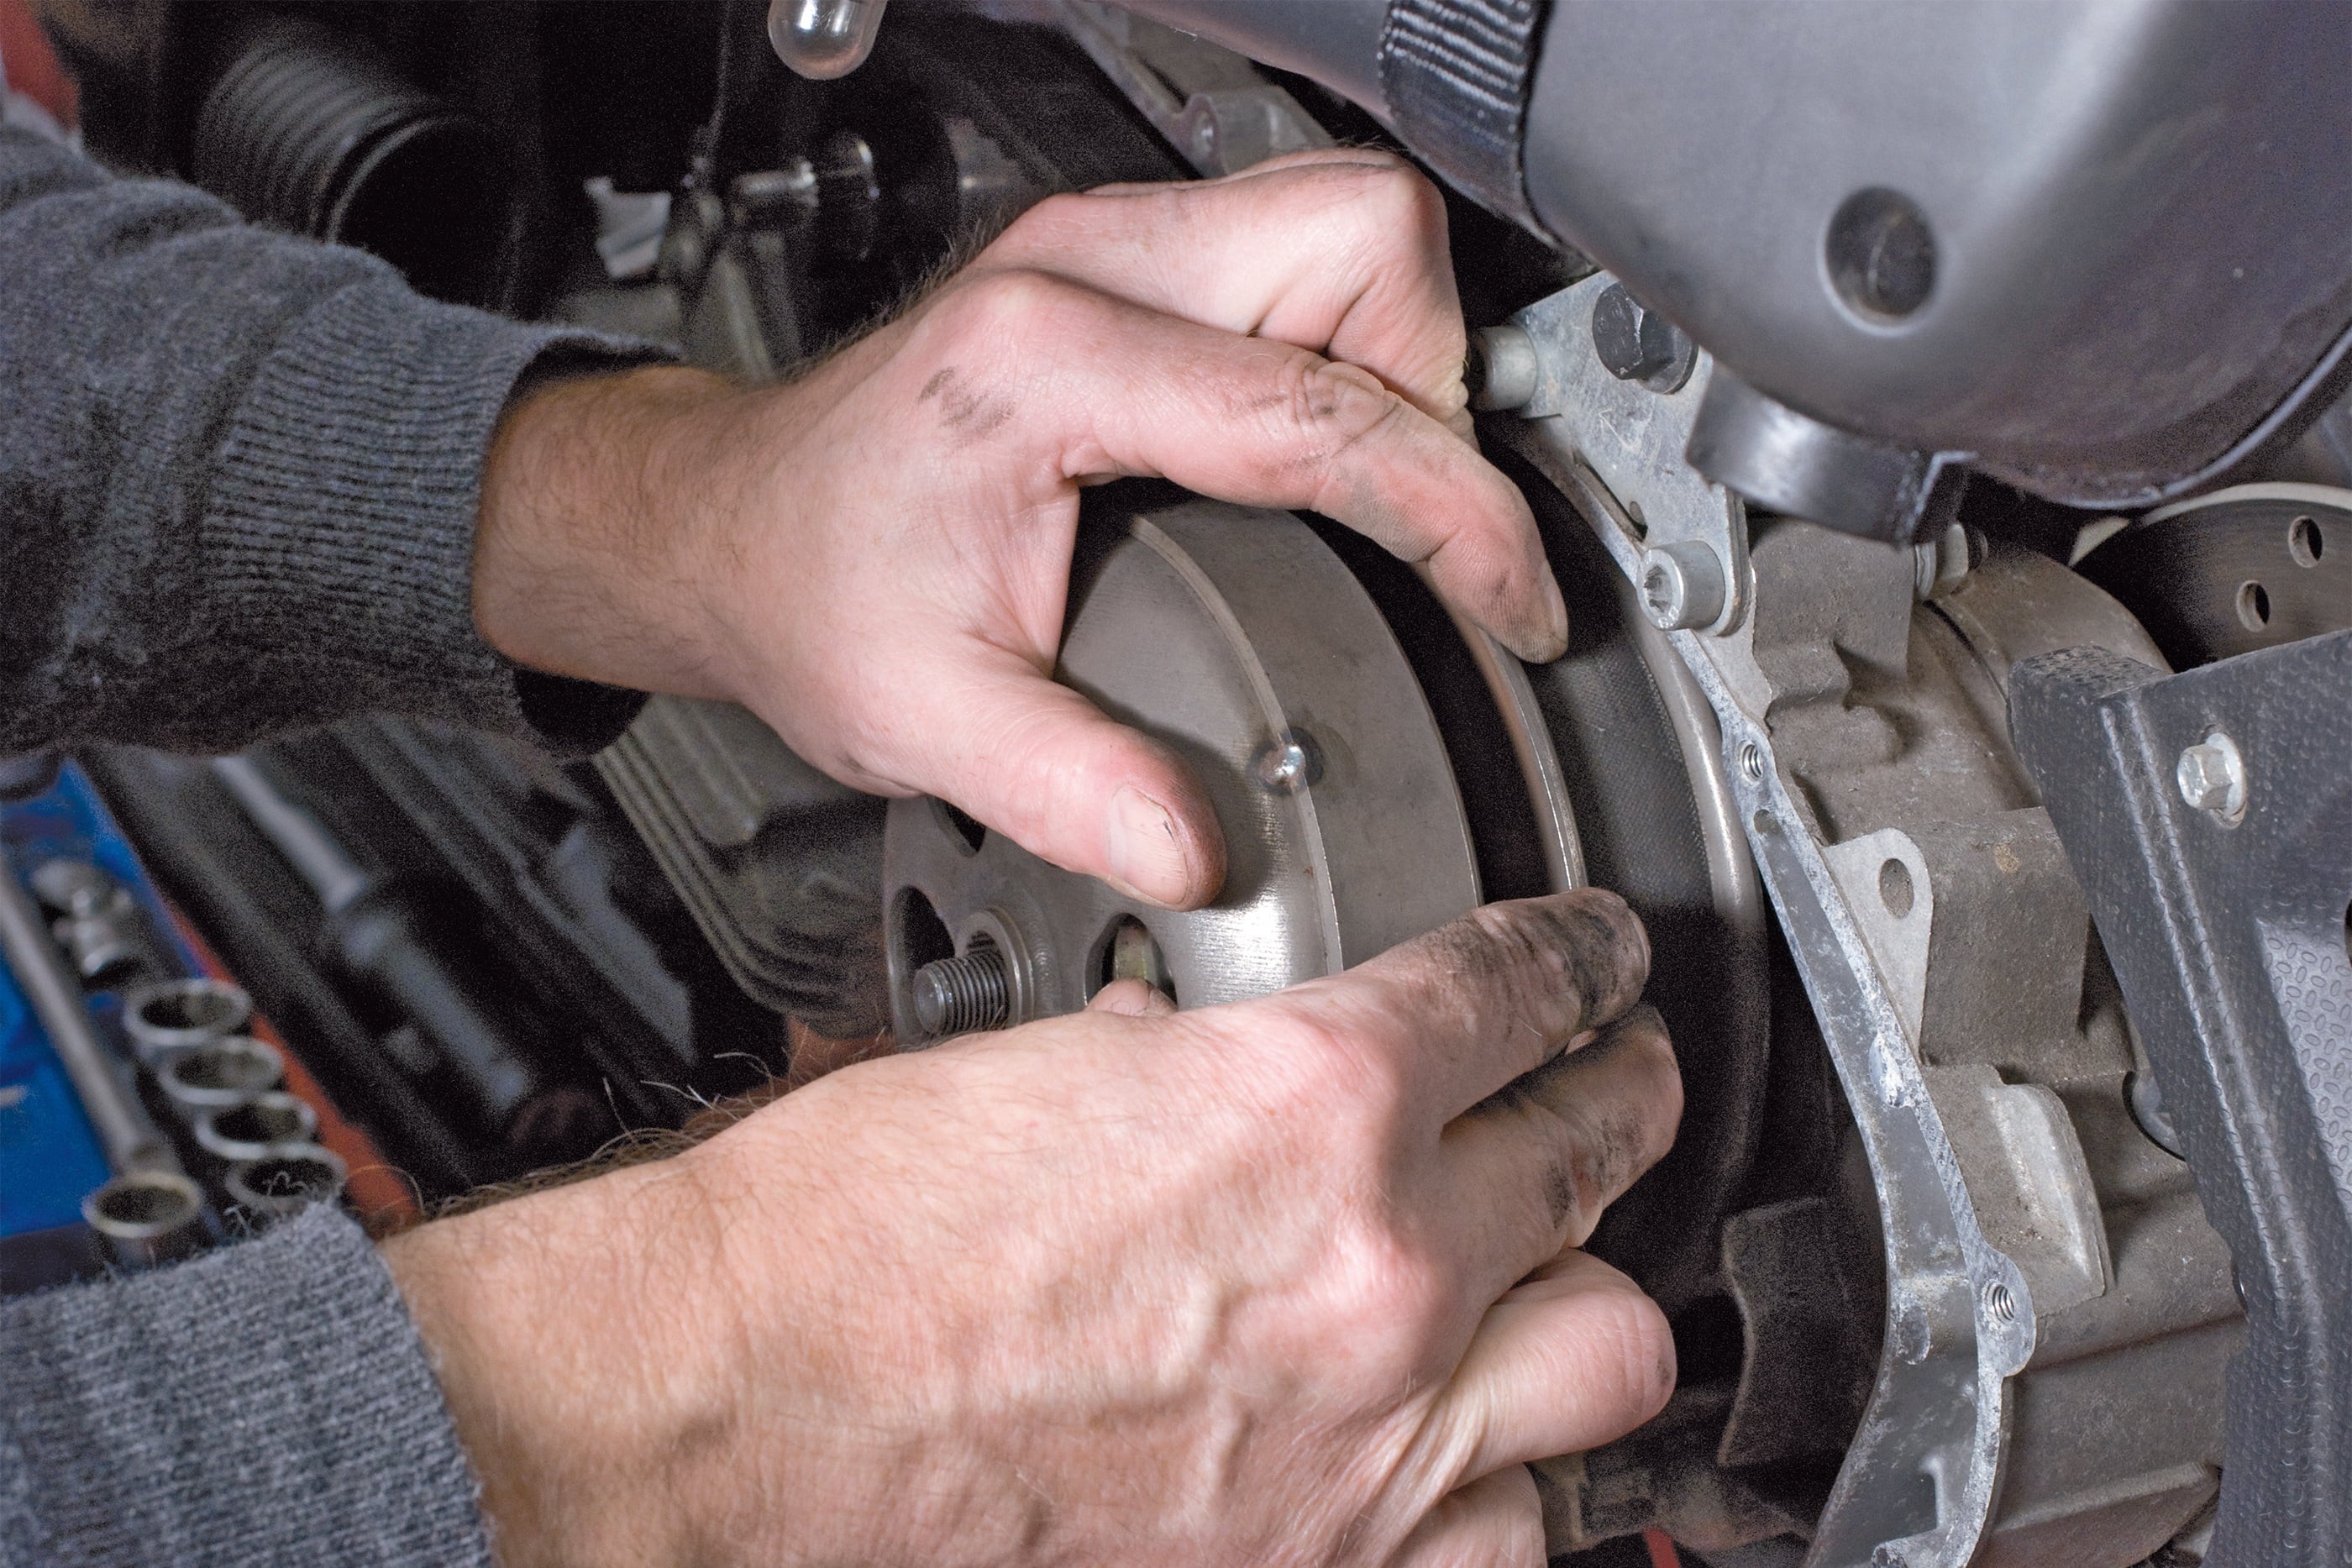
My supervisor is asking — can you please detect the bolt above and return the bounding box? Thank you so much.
[1639,541,1728,631]
[1466,324,1540,412]
[911,942,1011,1037]
[2175,732,2248,823]
[1913,522,1971,600]
[1590,281,1697,393]
[1252,732,1322,794]
[730,161,818,226]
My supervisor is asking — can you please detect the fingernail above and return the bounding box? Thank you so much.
[1105,786,1192,907]
[1539,573,1570,658]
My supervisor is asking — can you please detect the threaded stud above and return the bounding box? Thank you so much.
[911,943,1011,1037]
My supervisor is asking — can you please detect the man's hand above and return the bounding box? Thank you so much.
[471,151,1562,910]
[384,889,1679,1568]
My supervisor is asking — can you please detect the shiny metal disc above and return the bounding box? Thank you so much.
[884,496,1485,1038]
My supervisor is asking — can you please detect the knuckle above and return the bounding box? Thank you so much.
[1354,155,1446,233]
[940,267,1084,349]
[1253,994,1399,1114]
[1326,1212,1448,1349]
[1261,354,1396,449]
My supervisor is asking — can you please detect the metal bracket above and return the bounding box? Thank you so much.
[1055,3,1332,176]
[1497,274,1751,637]
[1499,274,2040,1568]
[2011,632,2352,1568]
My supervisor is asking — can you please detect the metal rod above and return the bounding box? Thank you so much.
[211,755,370,913]
[0,849,176,1173]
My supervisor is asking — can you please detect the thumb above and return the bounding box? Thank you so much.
[893,649,1228,910]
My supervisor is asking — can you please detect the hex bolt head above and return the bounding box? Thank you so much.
[2175,732,2248,824]
[911,942,1011,1037]
[1466,323,1541,412]
[1639,541,1730,632]
[1589,281,1698,394]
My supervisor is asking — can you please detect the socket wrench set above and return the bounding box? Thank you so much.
[0,760,348,1296]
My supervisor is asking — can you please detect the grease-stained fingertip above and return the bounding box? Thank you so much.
[1103,784,1226,910]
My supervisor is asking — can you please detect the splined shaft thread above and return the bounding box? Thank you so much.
[911,943,1011,1037]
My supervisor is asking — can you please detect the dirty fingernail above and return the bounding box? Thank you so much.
[1105,786,1191,907]
[1537,572,1570,659]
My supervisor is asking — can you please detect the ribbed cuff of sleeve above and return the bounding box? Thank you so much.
[0,1205,494,1568]
[201,280,665,757]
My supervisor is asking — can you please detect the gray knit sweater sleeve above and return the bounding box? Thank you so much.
[0,1207,495,1567]
[0,123,659,756]
[0,126,681,1565]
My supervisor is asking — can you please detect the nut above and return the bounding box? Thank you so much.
[2175,732,2248,824]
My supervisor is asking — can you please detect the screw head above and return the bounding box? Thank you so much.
[1251,732,1322,794]
[1590,282,1697,393]
[1639,542,1729,632]
[2175,732,2248,823]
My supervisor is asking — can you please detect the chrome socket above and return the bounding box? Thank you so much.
[194,1092,318,1162]
[225,1144,347,1218]
[157,1036,284,1110]
[121,977,252,1063]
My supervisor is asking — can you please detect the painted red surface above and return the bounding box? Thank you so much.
[0,0,76,131]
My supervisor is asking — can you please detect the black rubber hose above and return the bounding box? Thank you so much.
[190,16,512,307]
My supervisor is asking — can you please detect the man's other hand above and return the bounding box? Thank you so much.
[470,150,1564,910]
[384,889,1677,1568]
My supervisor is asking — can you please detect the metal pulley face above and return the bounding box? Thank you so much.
[2074,482,2352,668]
[884,498,1486,1041]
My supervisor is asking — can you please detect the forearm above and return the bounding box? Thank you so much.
[0,125,659,758]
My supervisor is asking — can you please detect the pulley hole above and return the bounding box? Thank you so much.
[2235,579,2271,632]
[1877,857,1915,920]
[1826,187,1936,322]
[1751,809,1780,837]
[933,799,987,854]
[2290,514,2324,567]
[1092,915,1175,1007]
[890,885,955,981]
